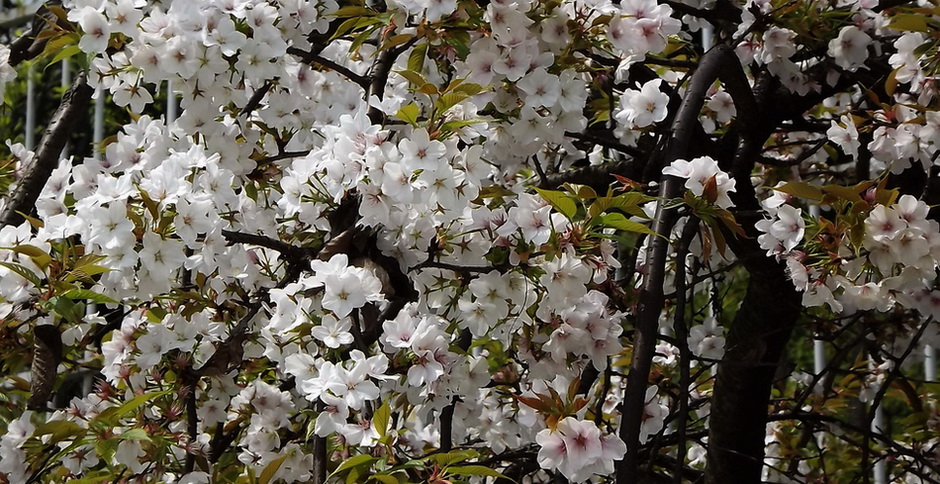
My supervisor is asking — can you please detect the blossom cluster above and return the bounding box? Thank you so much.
[0,0,938,482]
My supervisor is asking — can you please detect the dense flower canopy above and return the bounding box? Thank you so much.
[0,0,939,482]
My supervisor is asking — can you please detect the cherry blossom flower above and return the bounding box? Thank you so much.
[829,26,872,72]
[617,79,669,128]
[310,314,355,349]
[535,417,626,481]
[663,156,737,208]
[78,7,111,54]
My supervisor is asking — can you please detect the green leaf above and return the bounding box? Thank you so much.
[417,83,439,95]
[408,42,429,72]
[51,296,83,323]
[535,188,578,220]
[0,260,42,287]
[373,400,391,438]
[773,182,823,201]
[329,16,362,41]
[370,475,400,484]
[5,244,52,271]
[329,454,377,478]
[332,6,376,17]
[64,264,113,283]
[593,212,658,236]
[118,428,151,442]
[33,420,86,443]
[381,33,414,52]
[445,29,472,58]
[439,119,483,135]
[397,69,429,87]
[821,184,864,204]
[436,92,469,114]
[589,192,652,219]
[890,13,930,32]
[453,82,485,96]
[62,289,119,305]
[426,449,478,467]
[396,103,420,125]
[259,453,291,484]
[49,44,83,65]
[94,390,170,427]
[137,187,160,219]
[447,465,511,480]
[41,32,78,62]
[350,25,380,54]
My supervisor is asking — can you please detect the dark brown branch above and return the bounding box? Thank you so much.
[644,55,698,69]
[565,130,645,158]
[221,229,311,259]
[287,47,370,89]
[367,38,419,124]
[873,0,917,12]
[239,81,272,118]
[183,384,198,473]
[618,44,736,484]
[7,1,63,67]
[659,0,718,22]
[2,74,93,227]
[409,259,504,275]
[539,159,642,190]
[256,149,312,167]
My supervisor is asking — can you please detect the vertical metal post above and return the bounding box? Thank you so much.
[701,24,714,52]
[93,86,104,160]
[810,205,826,392]
[814,340,826,389]
[926,344,936,382]
[872,402,887,484]
[166,80,177,123]
[25,63,35,150]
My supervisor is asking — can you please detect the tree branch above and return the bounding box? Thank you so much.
[287,47,370,89]
[367,38,418,124]
[239,81,272,118]
[617,44,736,483]
[2,74,93,227]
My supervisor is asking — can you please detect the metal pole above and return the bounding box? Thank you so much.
[926,344,936,382]
[93,86,104,160]
[702,24,714,52]
[872,403,887,484]
[166,80,177,123]
[25,63,35,150]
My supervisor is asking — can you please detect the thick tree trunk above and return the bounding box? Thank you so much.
[705,247,801,484]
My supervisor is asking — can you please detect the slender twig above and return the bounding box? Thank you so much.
[672,220,699,483]
[532,156,550,187]
[239,81,273,118]
[409,258,504,275]
[644,56,698,69]
[769,411,940,477]
[184,383,198,473]
[256,149,312,167]
[863,318,933,468]
[287,47,370,89]
[565,130,645,158]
